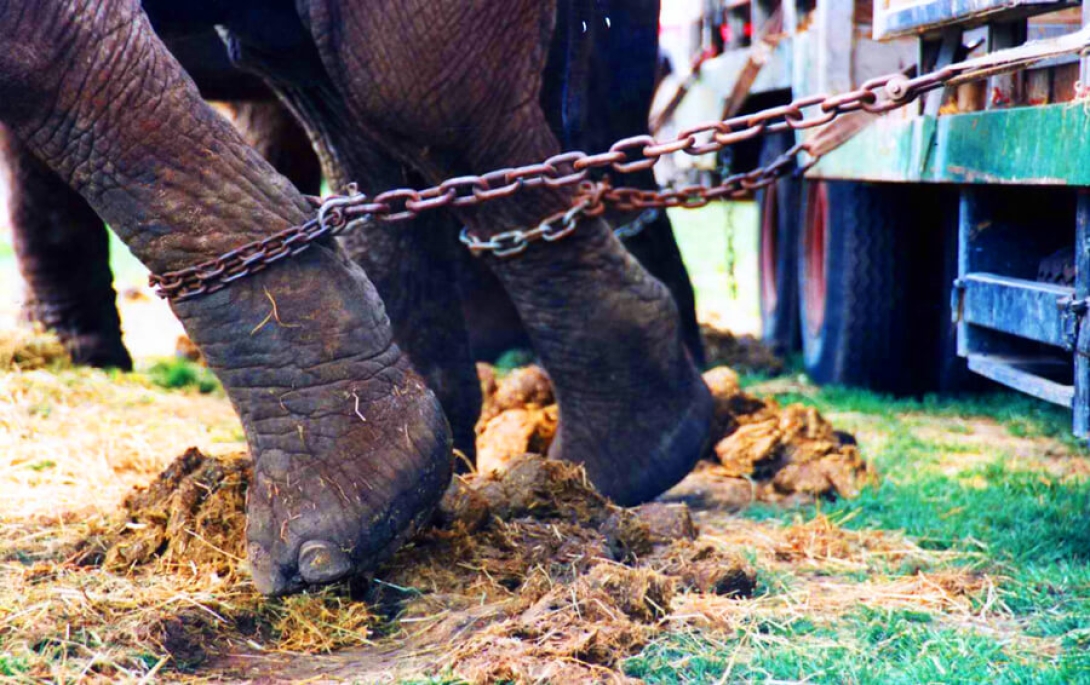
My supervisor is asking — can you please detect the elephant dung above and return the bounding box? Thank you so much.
[96,447,249,574]
[477,364,554,424]
[475,405,558,475]
[702,367,875,501]
[700,324,784,375]
[475,363,558,474]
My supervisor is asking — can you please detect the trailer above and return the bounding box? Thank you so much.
[665,0,1090,436]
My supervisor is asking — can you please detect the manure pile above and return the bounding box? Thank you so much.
[83,449,757,682]
[477,363,874,504]
[60,361,872,682]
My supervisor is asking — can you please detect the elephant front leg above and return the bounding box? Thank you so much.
[1,126,131,369]
[0,0,451,595]
[614,203,706,368]
[231,72,483,461]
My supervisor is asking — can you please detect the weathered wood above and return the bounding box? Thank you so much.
[959,273,1073,346]
[810,103,1090,184]
[987,19,1028,108]
[721,7,786,119]
[967,354,1075,405]
[1074,192,1090,435]
[875,0,1077,39]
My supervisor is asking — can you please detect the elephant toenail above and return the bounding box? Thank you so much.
[248,541,300,596]
[298,540,352,584]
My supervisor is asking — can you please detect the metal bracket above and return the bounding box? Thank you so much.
[1057,295,1089,352]
[950,278,966,324]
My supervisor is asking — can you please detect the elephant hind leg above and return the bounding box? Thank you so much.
[299,0,712,505]
[1,126,131,370]
[222,100,323,197]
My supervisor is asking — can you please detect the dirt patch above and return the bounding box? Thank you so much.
[701,324,784,375]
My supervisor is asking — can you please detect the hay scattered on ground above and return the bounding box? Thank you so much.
[85,447,249,574]
[0,325,69,370]
[0,356,887,682]
[0,365,241,520]
[56,450,756,682]
[1,446,377,679]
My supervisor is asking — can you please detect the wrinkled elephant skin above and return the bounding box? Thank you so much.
[0,0,711,593]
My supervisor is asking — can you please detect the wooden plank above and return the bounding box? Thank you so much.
[967,354,1075,405]
[808,103,1090,184]
[875,0,1077,39]
[960,273,1073,347]
[721,7,786,118]
[1074,192,1089,435]
[1073,0,1089,437]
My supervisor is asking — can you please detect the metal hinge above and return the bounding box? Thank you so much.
[1057,295,1089,353]
[950,278,966,324]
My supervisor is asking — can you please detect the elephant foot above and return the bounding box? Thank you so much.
[493,222,713,506]
[20,299,133,370]
[175,242,452,596]
[63,331,133,370]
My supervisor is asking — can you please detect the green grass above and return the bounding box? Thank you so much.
[144,357,221,394]
[626,613,1090,684]
[106,228,150,288]
[624,381,1090,684]
[765,384,1079,442]
[0,653,29,678]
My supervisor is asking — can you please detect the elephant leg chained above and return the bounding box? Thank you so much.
[212,33,483,462]
[1,126,132,369]
[297,0,713,505]
[0,0,452,595]
[544,0,705,368]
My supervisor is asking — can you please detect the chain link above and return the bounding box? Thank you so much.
[150,27,1090,300]
[614,208,662,240]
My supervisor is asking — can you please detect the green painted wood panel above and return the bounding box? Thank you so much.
[809,103,1090,185]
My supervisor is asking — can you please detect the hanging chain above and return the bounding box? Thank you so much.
[150,27,1090,301]
[458,183,608,257]
[614,208,662,240]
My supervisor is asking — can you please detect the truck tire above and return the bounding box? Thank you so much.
[755,131,801,355]
[798,180,939,394]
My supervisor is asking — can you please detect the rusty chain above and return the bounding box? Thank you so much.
[150,27,1090,301]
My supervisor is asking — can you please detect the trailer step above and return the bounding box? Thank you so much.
[966,354,1074,406]
[957,272,1074,349]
